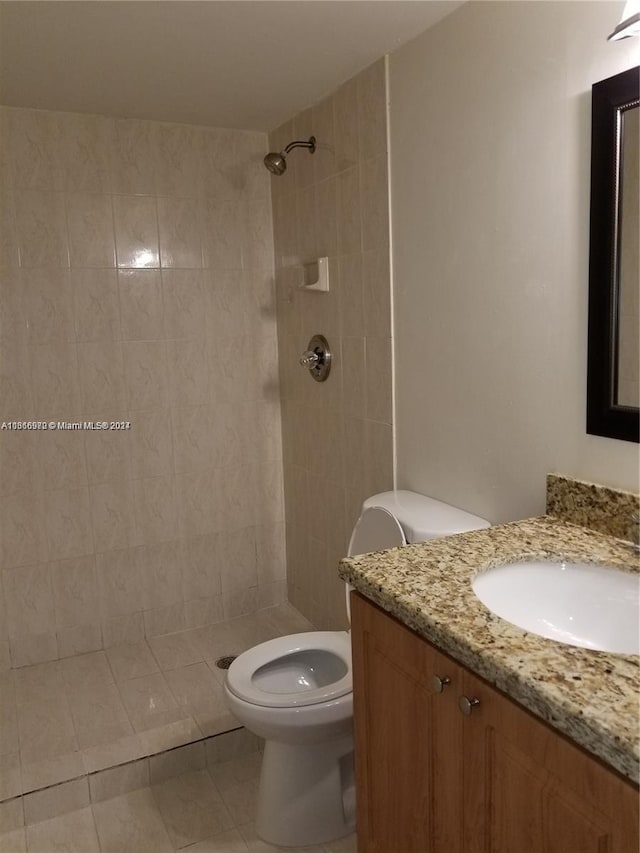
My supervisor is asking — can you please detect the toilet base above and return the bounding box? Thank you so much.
[255,733,356,847]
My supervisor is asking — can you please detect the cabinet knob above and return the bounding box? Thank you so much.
[431,674,451,693]
[459,695,481,715]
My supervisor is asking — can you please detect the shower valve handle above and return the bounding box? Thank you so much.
[300,350,320,368]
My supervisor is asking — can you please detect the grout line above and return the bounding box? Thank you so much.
[5,725,246,808]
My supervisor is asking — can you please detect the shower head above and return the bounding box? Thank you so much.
[263,136,316,175]
[264,151,287,175]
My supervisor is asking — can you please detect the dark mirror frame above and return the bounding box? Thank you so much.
[587,65,639,444]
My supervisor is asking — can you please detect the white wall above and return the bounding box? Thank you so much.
[390,0,639,523]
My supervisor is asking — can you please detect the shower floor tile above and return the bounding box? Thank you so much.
[1,603,313,800]
[1,752,358,853]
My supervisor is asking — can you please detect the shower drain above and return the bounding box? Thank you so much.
[215,655,237,670]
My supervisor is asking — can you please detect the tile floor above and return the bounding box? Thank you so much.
[0,604,313,800]
[0,751,357,852]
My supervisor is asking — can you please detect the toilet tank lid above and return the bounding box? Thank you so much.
[362,490,490,543]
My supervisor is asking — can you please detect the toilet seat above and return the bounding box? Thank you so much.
[226,631,351,709]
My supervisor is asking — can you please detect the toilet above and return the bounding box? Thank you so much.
[223,490,490,847]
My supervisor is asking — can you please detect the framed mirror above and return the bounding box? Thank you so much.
[587,65,639,443]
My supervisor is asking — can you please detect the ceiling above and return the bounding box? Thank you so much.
[0,1,462,132]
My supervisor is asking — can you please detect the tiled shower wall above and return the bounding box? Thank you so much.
[269,58,393,630]
[0,107,284,669]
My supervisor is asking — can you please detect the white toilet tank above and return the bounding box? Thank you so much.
[345,490,490,621]
[348,489,490,557]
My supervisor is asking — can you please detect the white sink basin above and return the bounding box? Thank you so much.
[472,560,640,654]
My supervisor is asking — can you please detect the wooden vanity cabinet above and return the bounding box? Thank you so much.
[351,592,639,853]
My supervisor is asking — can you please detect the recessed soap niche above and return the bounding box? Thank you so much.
[300,257,330,292]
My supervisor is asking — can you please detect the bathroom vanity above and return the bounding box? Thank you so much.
[340,476,640,853]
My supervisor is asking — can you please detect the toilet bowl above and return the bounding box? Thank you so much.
[224,490,490,847]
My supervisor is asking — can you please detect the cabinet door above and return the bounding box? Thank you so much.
[461,668,640,853]
[351,593,464,853]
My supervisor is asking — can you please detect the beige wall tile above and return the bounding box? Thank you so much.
[0,490,47,569]
[292,108,315,192]
[110,118,155,195]
[181,535,220,601]
[122,340,168,411]
[315,177,337,259]
[242,196,274,271]
[157,196,202,269]
[166,339,208,407]
[270,58,392,627]
[0,431,38,499]
[142,603,185,638]
[312,95,336,183]
[133,475,177,544]
[89,479,136,552]
[57,112,111,194]
[71,268,121,343]
[4,108,62,192]
[50,555,98,629]
[21,268,74,344]
[295,186,317,263]
[118,269,164,341]
[201,199,243,270]
[84,421,132,485]
[0,189,20,270]
[222,587,257,620]
[341,336,366,418]
[96,548,143,619]
[171,404,214,475]
[137,540,181,610]
[365,337,393,424]
[255,522,286,585]
[183,596,223,630]
[14,190,68,268]
[113,195,160,270]
[334,77,359,173]
[360,154,389,252]
[357,58,387,161]
[130,408,173,479]
[44,486,94,561]
[3,108,283,655]
[336,167,361,256]
[3,564,55,637]
[0,272,26,346]
[66,193,115,268]
[36,425,88,491]
[175,469,217,539]
[101,612,145,648]
[0,343,33,420]
[153,123,200,198]
[218,527,257,595]
[29,342,81,416]
[161,270,205,340]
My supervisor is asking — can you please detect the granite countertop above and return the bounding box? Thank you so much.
[339,515,640,784]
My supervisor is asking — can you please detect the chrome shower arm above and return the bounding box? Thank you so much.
[283,136,316,154]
